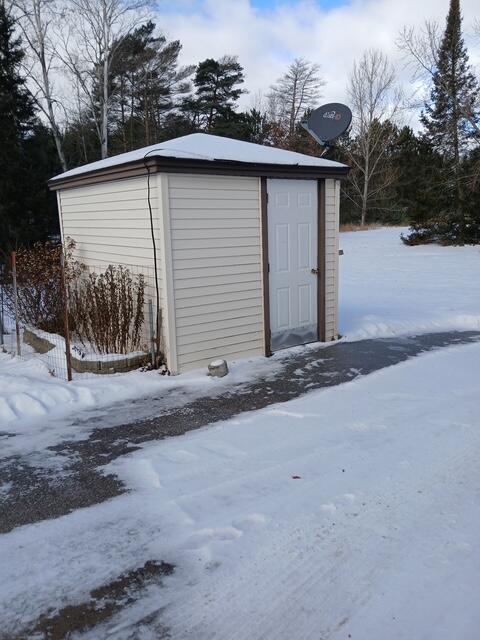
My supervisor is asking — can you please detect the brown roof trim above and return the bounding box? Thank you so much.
[48,156,349,190]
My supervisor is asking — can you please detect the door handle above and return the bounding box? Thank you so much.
[311,268,319,275]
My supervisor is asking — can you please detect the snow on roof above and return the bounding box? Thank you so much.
[50,133,348,182]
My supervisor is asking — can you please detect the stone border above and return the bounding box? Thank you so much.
[23,328,55,355]
[23,328,149,374]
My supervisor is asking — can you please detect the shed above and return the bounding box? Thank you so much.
[49,133,349,374]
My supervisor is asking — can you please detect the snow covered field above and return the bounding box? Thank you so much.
[340,227,480,339]
[2,339,480,638]
[1,226,480,428]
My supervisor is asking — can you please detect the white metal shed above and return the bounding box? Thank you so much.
[49,133,349,374]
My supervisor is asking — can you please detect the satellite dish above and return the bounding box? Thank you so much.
[301,103,352,146]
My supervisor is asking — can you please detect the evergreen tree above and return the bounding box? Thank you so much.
[63,22,194,162]
[394,127,444,227]
[181,56,245,134]
[108,22,193,153]
[63,112,99,168]
[0,0,54,259]
[239,109,272,145]
[414,0,480,244]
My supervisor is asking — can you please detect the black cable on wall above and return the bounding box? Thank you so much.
[143,149,162,367]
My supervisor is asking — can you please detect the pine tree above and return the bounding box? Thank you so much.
[181,56,245,134]
[0,1,58,256]
[0,0,34,255]
[108,22,193,153]
[394,127,444,227]
[419,0,479,243]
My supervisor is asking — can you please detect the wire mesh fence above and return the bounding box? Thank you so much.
[0,250,158,381]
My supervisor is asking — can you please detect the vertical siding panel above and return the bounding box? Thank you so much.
[157,173,177,372]
[168,174,263,372]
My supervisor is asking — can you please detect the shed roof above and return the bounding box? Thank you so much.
[49,133,349,189]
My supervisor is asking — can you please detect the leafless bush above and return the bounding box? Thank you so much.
[69,265,146,355]
[1,242,147,355]
[1,239,83,334]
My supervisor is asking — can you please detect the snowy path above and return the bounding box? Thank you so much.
[1,341,480,638]
[1,331,478,534]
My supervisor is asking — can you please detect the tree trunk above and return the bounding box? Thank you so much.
[120,77,127,152]
[144,83,150,145]
[361,199,367,226]
[289,82,297,137]
[101,52,109,158]
[33,2,68,171]
[42,58,67,170]
[361,149,370,226]
[451,66,464,243]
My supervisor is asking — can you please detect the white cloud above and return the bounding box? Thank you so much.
[155,0,480,124]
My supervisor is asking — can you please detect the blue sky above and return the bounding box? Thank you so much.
[159,0,350,13]
[251,0,348,8]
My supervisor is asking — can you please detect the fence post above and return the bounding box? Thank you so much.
[11,252,21,356]
[60,252,73,382]
[0,269,4,349]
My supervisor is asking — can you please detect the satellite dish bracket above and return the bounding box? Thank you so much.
[300,121,325,146]
[300,121,333,157]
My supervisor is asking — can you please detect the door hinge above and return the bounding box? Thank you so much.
[267,262,270,273]
[266,192,269,203]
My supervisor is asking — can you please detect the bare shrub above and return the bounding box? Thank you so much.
[1,242,147,356]
[69,265,146,355]
[1,240,82,335]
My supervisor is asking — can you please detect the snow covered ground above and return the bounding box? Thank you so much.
[2,340,480,638]
[2,227,480,637]
[340,227,480,339]
[0,351,286,458]
[1,226,480,429]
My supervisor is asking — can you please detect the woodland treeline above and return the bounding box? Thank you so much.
[1,0,479,255]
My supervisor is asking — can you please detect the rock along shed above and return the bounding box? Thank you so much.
[49,133,349,374]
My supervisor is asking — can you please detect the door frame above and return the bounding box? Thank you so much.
[260,177,326,357]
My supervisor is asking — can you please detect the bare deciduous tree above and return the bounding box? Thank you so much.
[268,58,325,140]
[398,22,441,84]
[59,0,150,159]
[12,0,68,170]
[398,20,480,137]
[346,49,402,226]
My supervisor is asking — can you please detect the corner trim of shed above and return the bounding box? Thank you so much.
[317,179,327,343]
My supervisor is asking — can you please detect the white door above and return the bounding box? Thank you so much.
[267,179,318,351]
